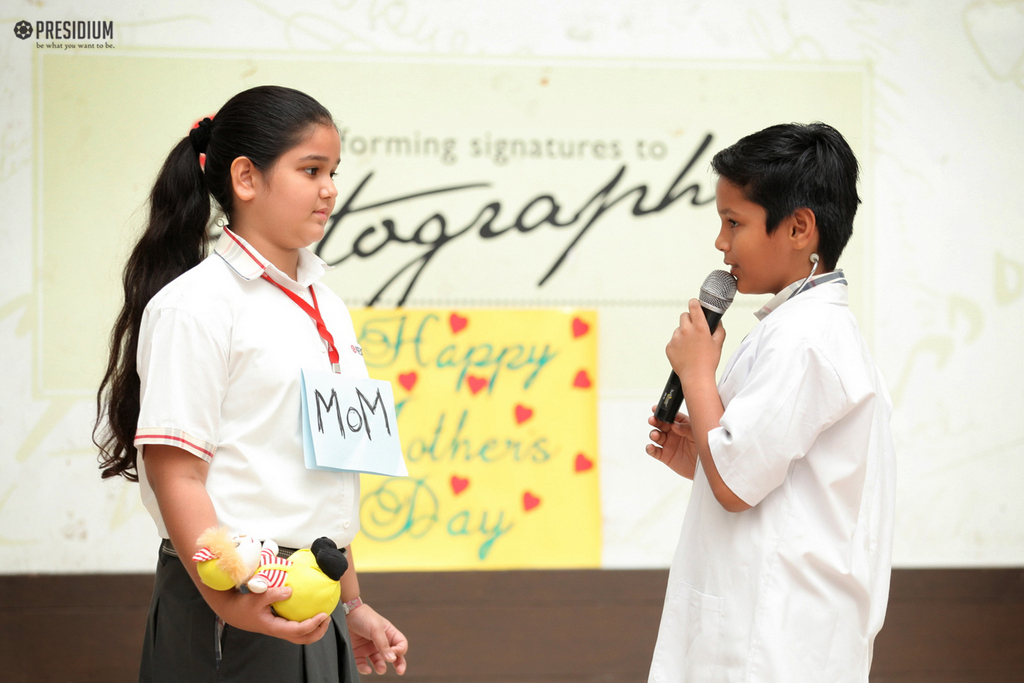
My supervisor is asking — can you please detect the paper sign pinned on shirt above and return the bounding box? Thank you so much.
[300,369,408,477]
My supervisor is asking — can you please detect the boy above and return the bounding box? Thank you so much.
[645,123,896,682]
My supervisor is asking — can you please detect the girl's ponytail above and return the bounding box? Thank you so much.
[94,131,211,481]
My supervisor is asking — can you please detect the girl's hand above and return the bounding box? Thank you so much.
[211,585,331,645]
[666,298,726,392]
[346,603,409,675]
[646,406,698,480]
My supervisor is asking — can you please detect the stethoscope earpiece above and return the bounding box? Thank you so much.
[796,253,820,295]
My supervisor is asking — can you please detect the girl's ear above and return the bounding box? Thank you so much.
[230,157,258,203]
[789,207,818,251]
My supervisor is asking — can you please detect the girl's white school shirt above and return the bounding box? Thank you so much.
[135,229,363,550]
[649,279,896,682]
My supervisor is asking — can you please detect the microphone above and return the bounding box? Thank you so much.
[655,270,737,423]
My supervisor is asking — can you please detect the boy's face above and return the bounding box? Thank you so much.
[714,177,806,295]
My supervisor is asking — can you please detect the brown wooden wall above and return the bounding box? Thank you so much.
[1,568,1022,682]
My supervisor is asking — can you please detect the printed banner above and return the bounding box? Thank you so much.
[349,309,600,570]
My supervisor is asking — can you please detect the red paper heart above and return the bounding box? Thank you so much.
[523,491,541,511]
[466,375,489,395]
[573,369,592,389]
[451,476,469,495]
[574,453,594,472]
[398,371,418,391]
[514,404,534,424]
[572,317,590,338]
[449,313,468,334]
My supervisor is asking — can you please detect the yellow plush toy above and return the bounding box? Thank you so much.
[192,528,348,622]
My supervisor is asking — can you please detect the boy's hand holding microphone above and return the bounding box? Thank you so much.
[647,270,737,481]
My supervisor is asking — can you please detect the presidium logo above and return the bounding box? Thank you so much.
[13,19,115,43]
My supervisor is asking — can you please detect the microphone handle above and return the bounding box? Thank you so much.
[654,307,724,423]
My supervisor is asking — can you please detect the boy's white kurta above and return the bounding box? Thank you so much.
[649,279,896,683]
[134,229,364,550]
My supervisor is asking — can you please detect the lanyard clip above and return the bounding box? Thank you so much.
[332,362,341,374]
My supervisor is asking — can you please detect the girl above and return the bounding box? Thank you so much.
[95,85,408,682]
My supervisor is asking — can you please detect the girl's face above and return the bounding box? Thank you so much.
[249,124,341,252]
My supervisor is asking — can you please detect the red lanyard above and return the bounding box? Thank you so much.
[260,273,341,373]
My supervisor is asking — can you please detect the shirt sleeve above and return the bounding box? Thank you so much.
[708,335,852,507]
[134,305,229,462]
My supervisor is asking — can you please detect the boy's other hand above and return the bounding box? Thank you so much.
[666,298,726,392]
[646,405,698,480]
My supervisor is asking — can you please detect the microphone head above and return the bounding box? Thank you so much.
[699,270,738,313]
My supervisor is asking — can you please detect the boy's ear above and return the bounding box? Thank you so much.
[230,157,258,202]
[788,207,818,251]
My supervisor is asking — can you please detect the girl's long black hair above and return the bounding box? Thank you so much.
[95,85,335,481]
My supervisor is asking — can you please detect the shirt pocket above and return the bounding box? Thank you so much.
[650,582,725,682]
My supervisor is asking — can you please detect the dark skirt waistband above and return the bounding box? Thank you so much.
[160,538,299,559]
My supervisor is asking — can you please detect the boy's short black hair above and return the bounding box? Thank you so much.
[711,122,861,271]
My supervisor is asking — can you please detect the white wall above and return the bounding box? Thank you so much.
[1,0,1022,572]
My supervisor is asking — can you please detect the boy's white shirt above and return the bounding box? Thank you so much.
[649,274,896,682]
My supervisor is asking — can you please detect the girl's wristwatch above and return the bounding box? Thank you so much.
[342,596,363,614]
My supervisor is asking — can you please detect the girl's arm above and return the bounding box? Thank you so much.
[143,444,332,644]
[339,546,409,675]
[666,298,751,513]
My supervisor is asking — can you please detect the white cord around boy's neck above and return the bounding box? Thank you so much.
[794,253,820,296]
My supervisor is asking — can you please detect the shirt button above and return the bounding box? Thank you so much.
[343,521,350,529]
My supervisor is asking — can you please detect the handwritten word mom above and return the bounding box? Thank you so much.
[358,313,557,391]
[315,386,392,439]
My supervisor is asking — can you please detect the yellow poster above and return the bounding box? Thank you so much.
[349,309,599,570]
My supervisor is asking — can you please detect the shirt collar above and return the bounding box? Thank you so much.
[754,269,848,320]
[215,227,331,288]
